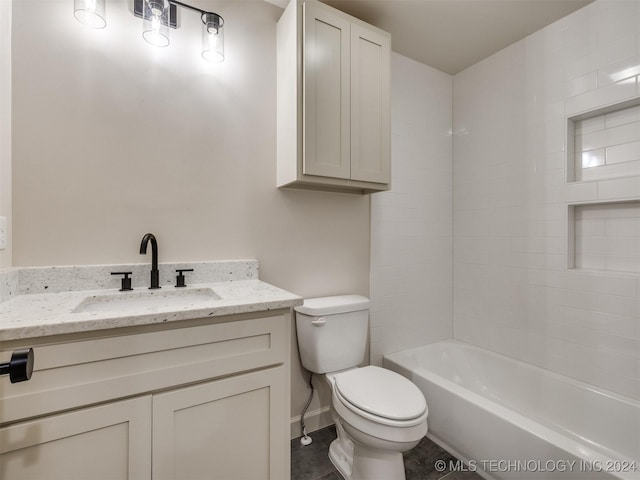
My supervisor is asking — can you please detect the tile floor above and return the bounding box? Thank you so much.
[291,426,483,480]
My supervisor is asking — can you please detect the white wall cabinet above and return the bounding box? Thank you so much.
[0,311,290,480]
[277,0,391,194]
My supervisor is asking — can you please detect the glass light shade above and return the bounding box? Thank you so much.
[74,0,106,29]
[142,0,170,47]
[201,13,224,62]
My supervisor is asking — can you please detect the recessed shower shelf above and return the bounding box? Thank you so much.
[567,98,640,184]
[568,200,640,275]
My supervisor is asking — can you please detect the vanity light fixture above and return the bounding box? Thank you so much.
[135,0,224,61]
[73,0,225,62]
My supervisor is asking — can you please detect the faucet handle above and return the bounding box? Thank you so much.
[175,269,194,288]
[111,271,133,291]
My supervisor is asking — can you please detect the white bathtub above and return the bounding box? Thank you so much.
[384,340,640,480]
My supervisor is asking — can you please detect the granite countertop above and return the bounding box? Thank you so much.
[0,280,302,341]
[0,261,303,341]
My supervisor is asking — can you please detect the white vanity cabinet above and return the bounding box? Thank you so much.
[277,0,391,194]
[0,396,152,479]
[0,310,290,480]
[153,367,287,480]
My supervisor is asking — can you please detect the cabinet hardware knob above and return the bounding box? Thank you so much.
[0,348,35,383]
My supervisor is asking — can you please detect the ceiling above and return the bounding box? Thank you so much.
[270,0,594,75]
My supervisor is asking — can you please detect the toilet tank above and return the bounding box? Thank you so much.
[294,295,369,374]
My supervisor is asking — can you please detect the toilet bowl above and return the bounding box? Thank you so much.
[294,295,428,480]
[326,366,428,480]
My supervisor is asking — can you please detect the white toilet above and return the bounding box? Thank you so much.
[295,295,428,480]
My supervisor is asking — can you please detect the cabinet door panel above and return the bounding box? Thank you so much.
[0,396,151,480]
[350,24,390,183]
[153,367,288,480]
[303,1,351,179]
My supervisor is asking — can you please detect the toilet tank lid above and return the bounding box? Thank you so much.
[294,295,369,316]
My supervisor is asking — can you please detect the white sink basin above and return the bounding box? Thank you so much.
[73,288,222,313]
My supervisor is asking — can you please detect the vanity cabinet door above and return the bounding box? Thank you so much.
[152,366,289,480]
[0,396,152,480]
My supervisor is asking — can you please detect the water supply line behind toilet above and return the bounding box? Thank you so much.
[299,371,315,446]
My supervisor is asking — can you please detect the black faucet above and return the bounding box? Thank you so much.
[140,233,161,289]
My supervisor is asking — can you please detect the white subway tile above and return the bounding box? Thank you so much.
[565,54,596,81]
[595,31,638,68]
[566,71,598,97]
[598,55,640,86]
[575,115,606,135]
[565,78,637,117]
[592,2,639,43]
[605,255,640,273]
[580,159,640,181]
[579,121,640,151]
[575,235,607,254]
[575,253,606,270]
[563,182,598,202]
[607,217,640,236]
[578,148,606,168]
[597,176,640,199]
[575,217,607,235]
[606,140,640,164]
[597,292,639,317]
[564,272,638,297]
[605,103,640,128]
[577,201,640,219]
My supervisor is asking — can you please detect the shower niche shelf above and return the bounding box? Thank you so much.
[568,200,640,275]
[567,98,640,183]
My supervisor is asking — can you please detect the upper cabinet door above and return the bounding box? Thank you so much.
[303,1,351,179]
[350,23,391,183]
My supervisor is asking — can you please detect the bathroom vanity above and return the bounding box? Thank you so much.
[0,261,302,480]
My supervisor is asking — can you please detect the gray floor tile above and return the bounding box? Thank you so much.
[315,471,344,480]
[404,436,457,480]
[440,471,484,480]
[291,426,480,480]
[291,426,338,480]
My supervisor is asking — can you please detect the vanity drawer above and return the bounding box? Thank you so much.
[0,310,289,424]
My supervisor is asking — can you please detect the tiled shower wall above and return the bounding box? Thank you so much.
[574,201,640,273]
[369,54,453,366]
[453,0,640,399]
[574,103,640,182]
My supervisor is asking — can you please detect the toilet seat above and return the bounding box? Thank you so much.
[333,366,427,427]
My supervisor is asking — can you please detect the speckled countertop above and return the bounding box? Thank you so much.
[0,261,302,341]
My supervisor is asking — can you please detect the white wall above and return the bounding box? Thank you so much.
[0,0,11,269]
[453,0,640,400]
[370,53,453,365]
[10,0,370,432]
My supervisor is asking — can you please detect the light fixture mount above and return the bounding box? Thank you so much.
[133,0,177,28]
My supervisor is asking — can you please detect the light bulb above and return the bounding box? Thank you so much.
[74,0,106,29]
[201,13,224,62]
[142,0,170,47]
